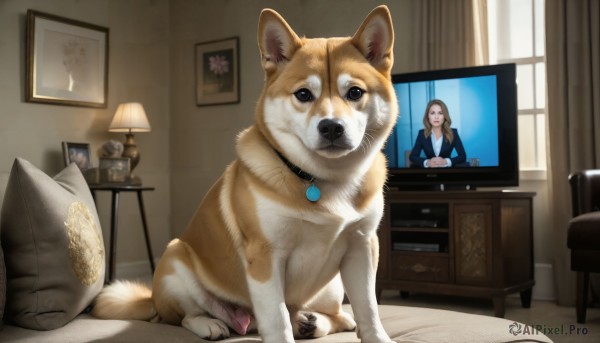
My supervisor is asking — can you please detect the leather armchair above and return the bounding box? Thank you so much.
[567,170,600,323]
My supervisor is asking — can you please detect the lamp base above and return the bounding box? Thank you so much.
[121,133,140,177]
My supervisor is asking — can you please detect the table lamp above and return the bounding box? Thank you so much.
[109,102,151,181]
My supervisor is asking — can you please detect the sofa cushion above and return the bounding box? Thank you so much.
[0,305,553,342]
[0,158,105,330]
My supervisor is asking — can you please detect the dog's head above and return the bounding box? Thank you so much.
[255,6,398,178]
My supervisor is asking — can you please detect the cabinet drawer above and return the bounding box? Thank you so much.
[391,254,449,283]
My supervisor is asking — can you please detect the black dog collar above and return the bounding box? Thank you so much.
[274,150,321,202]
[274,150,315,182]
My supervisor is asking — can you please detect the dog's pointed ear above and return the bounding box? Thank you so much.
[258,9,303,73]
[351,5,394,74]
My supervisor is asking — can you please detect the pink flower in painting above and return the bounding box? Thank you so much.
[209,55,229,76]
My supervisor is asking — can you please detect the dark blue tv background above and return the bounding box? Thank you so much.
[384,75,500,168]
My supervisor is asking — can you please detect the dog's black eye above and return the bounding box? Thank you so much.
[294,88,314,103]
[346,87,365,101]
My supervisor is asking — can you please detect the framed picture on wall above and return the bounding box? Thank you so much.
[62,141,92,171]
[26,10,109,108]
[195,37,240,106]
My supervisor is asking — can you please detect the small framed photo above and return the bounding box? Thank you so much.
[99,157,130,183]
[62,142,92,171]
[195,37,240,106]
[26,10,109,108]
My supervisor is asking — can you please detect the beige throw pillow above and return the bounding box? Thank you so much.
[0,158,105,330]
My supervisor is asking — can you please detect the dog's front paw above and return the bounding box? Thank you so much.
[182,315,230,340]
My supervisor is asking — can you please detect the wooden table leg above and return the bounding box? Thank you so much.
[137,190,155,273]
[108,190,120,283]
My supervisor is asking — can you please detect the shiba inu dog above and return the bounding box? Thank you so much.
[93,5,398,343]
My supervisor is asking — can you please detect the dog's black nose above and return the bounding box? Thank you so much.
[318,119,345,141]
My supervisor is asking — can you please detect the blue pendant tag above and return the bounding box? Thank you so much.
[306,183,321,202]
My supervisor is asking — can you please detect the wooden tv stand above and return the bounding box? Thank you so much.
[376,190,535,317]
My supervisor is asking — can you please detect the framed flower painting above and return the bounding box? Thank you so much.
[195,37,240,106]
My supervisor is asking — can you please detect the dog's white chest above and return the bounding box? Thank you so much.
[253,194,380,303]
[257,195,364,241]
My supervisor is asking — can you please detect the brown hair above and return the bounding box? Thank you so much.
[422,99,454,143]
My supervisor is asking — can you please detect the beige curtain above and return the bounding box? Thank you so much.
[546,0,600,306]
[412,0,489,71]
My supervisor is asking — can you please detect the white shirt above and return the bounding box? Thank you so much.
[423,133,453,168]
[432,134,443,156]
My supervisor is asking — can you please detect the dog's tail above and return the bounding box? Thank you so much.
[92,280,159,322]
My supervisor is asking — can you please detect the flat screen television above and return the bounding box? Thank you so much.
[383,63,518,190]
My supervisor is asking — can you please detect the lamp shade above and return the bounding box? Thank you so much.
[109,102,151,132]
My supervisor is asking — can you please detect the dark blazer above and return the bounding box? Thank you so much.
[409,128,467,167]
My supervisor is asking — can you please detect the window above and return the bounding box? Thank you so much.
[488,0,546,178]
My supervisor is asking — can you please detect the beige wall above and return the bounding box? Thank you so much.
[0,0,553,296]
[169,0,415,237]
[0,0,171,274]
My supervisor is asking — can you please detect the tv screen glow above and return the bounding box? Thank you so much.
[385,75,500,168]
[383,64,518,190]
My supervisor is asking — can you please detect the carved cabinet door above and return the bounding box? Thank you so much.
[453,203,494,286]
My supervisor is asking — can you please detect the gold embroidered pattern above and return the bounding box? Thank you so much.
[458,212,487,279]
[64,201,104,286]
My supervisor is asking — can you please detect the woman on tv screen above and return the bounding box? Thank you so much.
[409,99,467,168]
